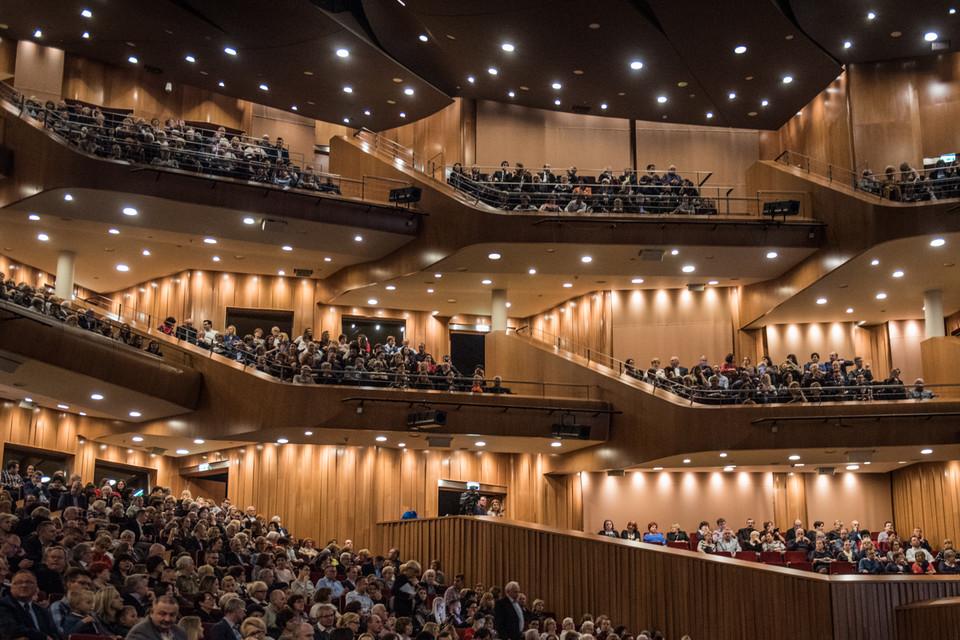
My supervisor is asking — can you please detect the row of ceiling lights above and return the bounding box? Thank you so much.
[21,393,140,419]
[814,237,946,310]
[648,448,934,471]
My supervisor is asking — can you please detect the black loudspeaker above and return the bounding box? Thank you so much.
[551,423,591,440]
[389,186,422,204]
[762,200,800,218]
[0,145,14,177]
[407,409,447,429]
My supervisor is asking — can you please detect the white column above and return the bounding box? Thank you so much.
[923,289,945,338]
[491,288,507,332]
[55,251,76,300]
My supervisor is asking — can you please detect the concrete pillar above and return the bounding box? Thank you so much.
[55,251,75,300]
[491,288,507,332]
[924,289,945,338]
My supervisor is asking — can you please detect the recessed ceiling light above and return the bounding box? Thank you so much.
[562,282,573,288]
[367,298,378,305]
[871,259,880,265]
[921,448,933,454]
[816,297,827,304]
[343,86,353,93]
[630,61,643,69]
[434,273,442,278]
[925,32,939,42]
[488,67,498,75]
[28,214,40,221]
[708,280,719,285]
[951,8,957,14]
[108,228,120,235]
[481,279,492,285]
[734,45,747,54]
[651,466,664,471]
[376,436,388,442]
[683,458,691,463]
[185,55,195,62]
[419,34,428,42]
[116,263,129,272]
[729,92,736,99]
[631,278,643,284]
[528,268,537,275]
[223,47,238,56]
[488,252,501,260]
[81,31,90,38]
[278,270,285,276]
[788,454,800,461]
[129,411,141,417]
[551,441,562,447]
[192,438,205,445]
[846,307,854,313]
[766,251,778,259]
[122,206,138,216]
[723,466,735,472]
[303,431,313,436]
[212,256,220,262]
[399,112,406,118]
[218,81,225,87]
[892,270,904,278]
[843,41,852,49]
[782,75,793,83]
[242,217,255,225]
[867,11,876,19]
[258,83,269,91]
[761,99,769,106]
[657,95,667,103]
[554,99,561,105]
[282,245,293,251]
[552,82,562,89]
[846,464,860,471]
[336,48,349,57]
[354,235,363,242]
[581,256,593,263]
[203,237,217,244]
[508,91,515,97]
[132,436,144,442]
[876,292,887,299]
[719,452,728,457]
[601,103,608,109]
[681,265,695,273]
[56,403,69,410]
[930,238,946,247]
[706,112,714,118]
[90,393,104,400]
[467,76,475,83]
[475,441,486,447]
[427,288,434,293]
[276,438,288,444]
[363,110,371,115]
[386,285,396,290]
[81,8,93,17]
[501,43,515,52]
[127,56,139,64]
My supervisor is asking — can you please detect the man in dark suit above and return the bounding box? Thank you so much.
[736,519,757,546]
[124,507,152,544]
[0,570,63,640]
[32,546,68,595]
[211,597,247,640]
[667,356,688,378]
[312,604,337,640]
[57,481,87,511]
[21,521,57,565]
[493,581,524,640]
[126,595,186,640]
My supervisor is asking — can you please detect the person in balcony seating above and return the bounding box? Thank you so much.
[598,520,619,539]
[620,521,640,542]
[858,548,884,574]
[909,378,936,399]
[857,169,880,195]
[642,523,666,546]
[714,529,741,554]
[885,551,910,574]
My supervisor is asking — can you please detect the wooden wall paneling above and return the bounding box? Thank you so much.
[0,37,17,79]
[775,73,854,171]
[524,291,612,361]
[920,337,960,398]
[896,597,960,640]
[887,319,926,383]
[891,461,960,549]
[380,100,463,172]
[830,577,960,640]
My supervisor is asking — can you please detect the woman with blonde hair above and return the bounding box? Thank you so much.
[179,616,203,640]
[241,616,268,640]
[337,612,361,634]
[92,584,125,635]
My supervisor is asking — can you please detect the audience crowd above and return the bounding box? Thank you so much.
[7,91,343,195]
[854,161,960,202]
[596,516,957,576]
[621,351,935,405]
[0,467,683,640]
[448,163,715,216]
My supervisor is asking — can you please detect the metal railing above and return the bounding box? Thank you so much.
[775,150,960,203]
[0,82,410,206]
[514,325,950,405]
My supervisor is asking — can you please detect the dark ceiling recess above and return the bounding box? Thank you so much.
[3,0,955,131]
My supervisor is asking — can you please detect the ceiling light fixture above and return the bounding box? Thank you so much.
[706,112,714,118]
[844,41,852,49]
[108,228,120,234]
[729,92,736,99]
[90,393,104,400]
[203,237,217,244]
[116,264,129,272]
[528,268,537,275]
[552,82,562,89]
[128,56,138,64]
[57,403,69,410]
[367,298,378,305]
[34,29,42,38]
[488,252,501,259]
[846,307,854,313]
[343,86,353,93]
[29,214,40,221]
[734,45,747,54]
[304,431,313,436]
[788,454,800,461]
[419,34,428,42]
[501,43,515,52]
[930,238,946,247]
[631,278,644,284]
[554,99,561,105]
[399,112,406,118]
[122,207,137,216]
[846,464,860,471]
[278,270,285,276]
[212,256,220,262]
[782,75,793,83]
[129,411,141,417]
[434,273,442,278]
[376,436,388,442]
[766,251,778,259]
[386,285,396,290]
[657,95,667,103]
[761,99,769,106]
[581,256,593,263]
[481,279,492,285]
[223,45,238,55]
[723,466,735,472]
[259,84,269,91]
[475,441,486,447]
[892,270,904,277]
[427,288,434,293]
[925,32,939,41]
[867,11,876,19]
[277,438,288,444]
[282,245,293,251]
[243,217,255,225]
[816,297,827,304]
[508,91,515,97]
[921,448,933,454]
[871,258,880,265]
[601,103,608,109]
[467,76,475,83]
[683,458,691,463]
[218,81,225,87]
[354,235,363,242]
[82,31,90,39]
[81,9,92,17]
[563,282,573,288]
[630,60,643,69]
[681,265,695,273]
[876,292,887,299]
[185,55,195,62]
[551,441,562,447]
[488,67,498,75]
[132,436,144,442]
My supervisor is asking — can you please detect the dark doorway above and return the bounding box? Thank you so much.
[450,332,485,376]
[185,472,228,505]
[0,444,72,481]
[92,460,151,497]
[342,317,406,346]
[225,307,294,339]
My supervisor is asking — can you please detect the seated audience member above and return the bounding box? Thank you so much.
[836,540,858,564]
[858,548,884,574]
[696,523,715,554]
[787,529,813,554]
[809,539,834,573]
[642,523,666,546]
[935,539,955,563]
[905,536,934,563]
[598,520,620,539]
[742,531,763,553]
[939,550,960,574]
[909,378,936,399]
[666,523,689,544]
[762,532,785,554]
[620,521,640,541]
[911,554,937,575]
[885,552,911,574]
[736,519,757,546]
[714,529,741,554]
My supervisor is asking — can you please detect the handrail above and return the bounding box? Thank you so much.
[0,81,412,207]
[513,325,950,406]
[775,149,960,203]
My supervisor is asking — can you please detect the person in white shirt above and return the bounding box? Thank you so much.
[905,536,934,563]
[345,576,373,613]
[714,528,742,554]
[314,565,344,599]
[201,319,218,345]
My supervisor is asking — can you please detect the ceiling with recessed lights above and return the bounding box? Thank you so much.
[3,0,956,131]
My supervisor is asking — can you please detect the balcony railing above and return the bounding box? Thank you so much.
[0,82,412,207]
[775,150,960,203]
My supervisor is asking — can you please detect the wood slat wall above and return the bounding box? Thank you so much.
[895,597,960,640]
[831,578,960,640]
[891,461,960,547]
[375,516,834,640]
[173,445,582,545]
